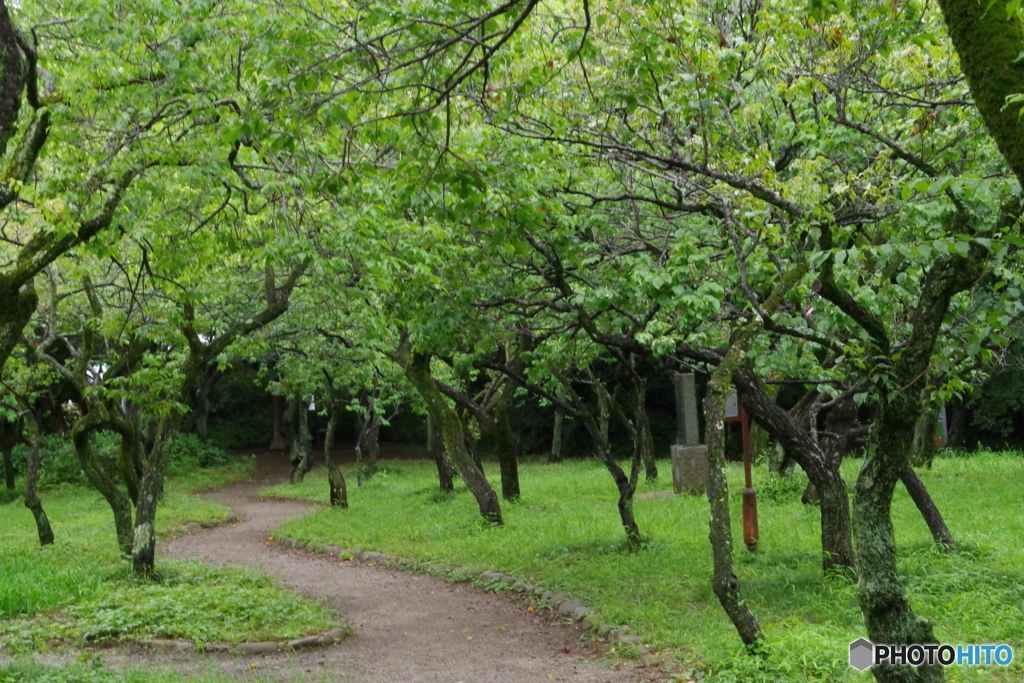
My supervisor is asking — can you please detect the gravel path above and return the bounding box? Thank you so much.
[143,472,656,683]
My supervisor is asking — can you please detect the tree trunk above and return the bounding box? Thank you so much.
[634,379,657,481]
[733,367,856,573]
[131,422,178,576]
[270,394,286,449]
[705,378,763,647]
[72,415,134,554]
[572,382,642,549]
[945,397,966,448]
[428,413,455,493]
[597,386,610,449]
[911,406,939,467]
[290,398,313,484]
[492,398,521,501]
[22,410,53,546]
[407,353,501,524]
[550,407,564,464]
[1,417,16,490]
[355,394,380,486]
[0,281,38,378]
[854,410,943,683]
[325,401,348,508]
[936,0,1024,186]
[900,468,954,551]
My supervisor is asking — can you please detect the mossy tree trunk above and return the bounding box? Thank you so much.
[936,0,1024,187]
[818,224,989,683]
[21,406,53,546]
[406,352,502,524]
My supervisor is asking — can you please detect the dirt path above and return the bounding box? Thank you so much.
[141,470,656,683]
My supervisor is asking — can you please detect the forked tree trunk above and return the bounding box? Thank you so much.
[549,408,564,464]
[22,410,53,546]
[407,353,501,524]
[427,414,455,493]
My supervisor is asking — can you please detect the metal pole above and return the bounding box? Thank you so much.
[740,405,759,552]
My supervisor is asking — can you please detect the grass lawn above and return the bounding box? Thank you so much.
[0,455,342,664]
[264,451,1024,683]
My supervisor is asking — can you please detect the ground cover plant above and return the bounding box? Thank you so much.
[264,453,1024,683]
[0,458,341,653]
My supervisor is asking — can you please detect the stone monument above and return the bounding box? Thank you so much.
[670,372,709,494]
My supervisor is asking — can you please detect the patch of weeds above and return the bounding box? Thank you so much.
[754,471,809,505]
[1,561,339,651]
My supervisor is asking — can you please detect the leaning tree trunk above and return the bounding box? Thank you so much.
[550,407,564,464]
[900,467,954,551]
[574,383,642,550]
[427,413,454,493]
[324,401,348,508]
[72,415,134,554]
[407,353,501,524]
[22,410,53,546]
[733,366,855,573]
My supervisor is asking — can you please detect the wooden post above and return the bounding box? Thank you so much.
[740,405,758,552]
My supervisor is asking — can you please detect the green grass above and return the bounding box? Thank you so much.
[0,660,235,683]
[0,456,341,653]
[264,453,1024,683]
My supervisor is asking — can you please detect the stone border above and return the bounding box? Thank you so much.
[139,627,348,655]
[270,536,651,657]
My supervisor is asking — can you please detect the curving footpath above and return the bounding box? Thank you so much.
[150,476,662,683]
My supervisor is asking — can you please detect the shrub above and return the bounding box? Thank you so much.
[167,434,228,474]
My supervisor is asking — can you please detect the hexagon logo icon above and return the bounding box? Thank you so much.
[849,638,874,671]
